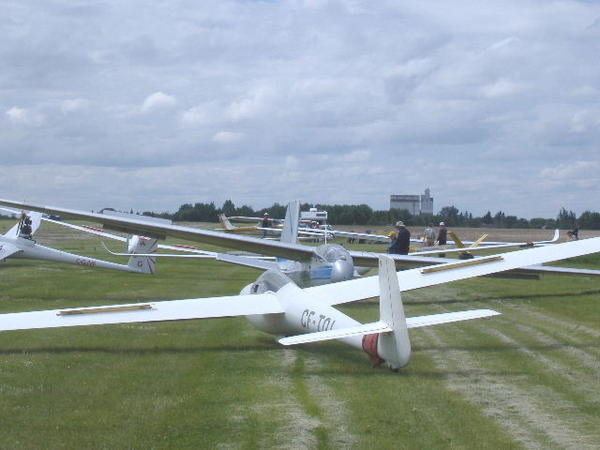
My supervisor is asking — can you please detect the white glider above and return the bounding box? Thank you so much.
[0,236,598,369]
[0,208,156,274]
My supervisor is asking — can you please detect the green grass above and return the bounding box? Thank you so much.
[0,221,598,448]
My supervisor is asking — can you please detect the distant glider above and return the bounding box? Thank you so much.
[0,208,156,274]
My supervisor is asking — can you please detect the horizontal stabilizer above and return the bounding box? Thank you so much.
[406,309,500,329]
[101,242,215,259]
[157,243,218,256]
[278,321,392,346]
[0,206,19,217]
[49,219,227,261]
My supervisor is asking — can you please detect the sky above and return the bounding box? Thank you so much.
[1,0,599,219]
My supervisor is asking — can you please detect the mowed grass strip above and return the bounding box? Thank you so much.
[406,271,600,449]
[0,220,598,448]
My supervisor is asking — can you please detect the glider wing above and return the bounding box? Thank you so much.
[0,199,314,262]
[307,237,600,305]
[0,293,283,332]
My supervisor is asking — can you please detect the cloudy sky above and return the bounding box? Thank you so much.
[1,0,599,218]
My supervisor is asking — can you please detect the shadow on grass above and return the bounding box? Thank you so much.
[0,343,281,356]
[284,344,526,379]
[293,359,525,380]
[0,339,531,379]
[365,368,525,379]
[415,341,600,353]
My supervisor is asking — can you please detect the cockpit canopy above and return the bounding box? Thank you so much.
[313,243,349,263]
[250,269,292,294]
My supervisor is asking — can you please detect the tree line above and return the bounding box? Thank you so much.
[140,201,600,230]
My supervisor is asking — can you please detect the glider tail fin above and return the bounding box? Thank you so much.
[280,200,300,244]
[373,255,411,369]
[278,256,411,369]
[218,214,236,231]
[127,235,157,274]
[4,211,43,238]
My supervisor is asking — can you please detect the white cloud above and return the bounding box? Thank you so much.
[569,110,600,134]
[541,160,600,179]
[180,106,209,126]
[5,106,45,125]
[61,98,89,114]
[487,36,520,52]
[285,155,299,169]
[212,131,244,144]
[141,92,176,113]
[227,86,275,121]
[341,149,371,163]
[180,102,223,126]
[481,79,524,98]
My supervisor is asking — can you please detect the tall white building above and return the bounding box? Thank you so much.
[390,188,434,215]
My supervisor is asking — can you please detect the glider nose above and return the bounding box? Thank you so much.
[330,259,354,282]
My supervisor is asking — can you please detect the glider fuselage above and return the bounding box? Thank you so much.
[0,234,142,271]
[276,243,356,287]
[242,269,364,349]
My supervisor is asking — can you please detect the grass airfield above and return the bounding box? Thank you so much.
[0,221,599,449]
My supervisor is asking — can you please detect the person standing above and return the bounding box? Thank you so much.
[567,226,579,240]
[388,221,411,255]
[436,222,447,245]
[423,224,436,247]
[436,221,448,257]
[261,213,271,238]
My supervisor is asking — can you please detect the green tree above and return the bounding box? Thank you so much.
[557,207,576,229]
[221,200,236,216]
[578,211,600,229]
[493,211,506,227]
[482,211,493,225]
[438,206,459,226]
[530,218,548,229]
[389,208,412,225]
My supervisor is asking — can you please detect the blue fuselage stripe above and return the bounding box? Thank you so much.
[310,265,333,280]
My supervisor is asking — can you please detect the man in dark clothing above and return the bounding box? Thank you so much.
[436,221,448,257]
[567,227,579,240]
[436,221,448,245]
[388,221,410,255]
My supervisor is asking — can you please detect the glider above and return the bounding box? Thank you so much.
[0,236,598,369]
[0,208,156,274]
[217,213,276,234]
